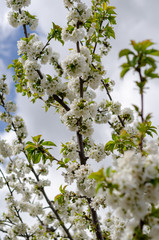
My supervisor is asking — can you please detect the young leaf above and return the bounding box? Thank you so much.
[103,2,107,10]
[41,141,56,147]
[120,67,130,78]
[89,168,105,181]
[32,135,42,143]
[119,49,134,58]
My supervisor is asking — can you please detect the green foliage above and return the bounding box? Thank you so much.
[24,11,36,20]
[137,114,157,138]
[48,22,64,45]
[25,135,56,164]
[54,185,67,204]
[85,0,116,56]
[119,39,159,81]
[89,168,105,181]
[105,130,136,154]
[132,226,149,240]
[89,167,118,193]
[56,158,70,169]
[8,59,32,98]
[150,205,159,218]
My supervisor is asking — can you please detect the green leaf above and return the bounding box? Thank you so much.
[106,167,112,178]
[145,49,159,56]
[32,135,42,143]
[96,182,105,193]
[106,25,115,39]
[106,6,116,15]
[59,184,67,193]
[131,39,154,52]
[132,104,140,113]
[41,141,56,147]
[103,2,107,10]
[89,168,105,181]
[105,140,115,152]
[48,22,64,45]
[119,49,134,58]
[24,144,36,151]
[120,67,130,78]
[42,154,47,164]
[32,152,42,164]
[27,151,32,162]
[150,205,159,218]
[144,68,159,78]
[54,194,64,204]
[7,63,13,69]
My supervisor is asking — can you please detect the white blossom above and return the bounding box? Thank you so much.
[62,52,90,78]
[6,0,31,11]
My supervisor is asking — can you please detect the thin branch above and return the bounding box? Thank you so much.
[136,68,144,123]
[0,169,30,239]
[101,79,125,128]
[101,79,112,101]
[30,166,74,240]
[19,9,28,38]
[93,42,97,55]
[136,65,145,152]
[76,129,88,165]
[53,94,70,111]
[0,95,73,240]
[19,14,70,113]
[36,38,52,61]
[87,198,104,240]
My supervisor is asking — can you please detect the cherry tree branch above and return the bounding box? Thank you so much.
[0,169,30,239]
[30,166,74,240]
[19,15,70,113]
[75,21,88,165]
[87,198,104,240]
[0,93,74,240]
[101,79,125,128]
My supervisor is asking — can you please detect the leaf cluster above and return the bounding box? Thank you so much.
[25,135,56,164]
[119,40,159,81]
[89,167,118,193]
[48,22,64,45]
[105,130,136,154]
[85,0,116,56]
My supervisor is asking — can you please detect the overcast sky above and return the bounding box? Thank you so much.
[0,0,159,153]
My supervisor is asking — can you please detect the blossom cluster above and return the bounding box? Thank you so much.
[62,0,91,42]
[6,0,38,30]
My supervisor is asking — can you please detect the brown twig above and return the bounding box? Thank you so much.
[101,79,125,128]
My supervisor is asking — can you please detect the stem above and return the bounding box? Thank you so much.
[19,12,100,240]
[141,92,144,123]
[101,79,125,128]
[75,22,88,165]
[136,66,145,151]
[93,42,97,55]
[36,38,52,61]
[53,94,70,112]
[136,57,145,123]
[87,198,104,240]
[75,27,103,238]
[76,129,88,165]
[19,9,28,38]
[20,14,86,165]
